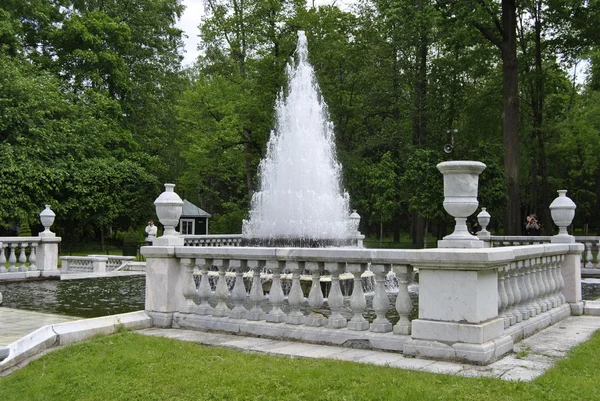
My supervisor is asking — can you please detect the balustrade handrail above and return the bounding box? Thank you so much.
[60,256,108,261]
[156,243,575,267]
[486,235,600,270]
[0,236,41,243]
[183,234,243,239]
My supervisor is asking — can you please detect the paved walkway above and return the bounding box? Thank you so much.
[136,315,600,382]
[0,308,80,346]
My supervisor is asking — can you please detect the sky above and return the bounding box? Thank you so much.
[175,0,346,67]
[176,0,205,67]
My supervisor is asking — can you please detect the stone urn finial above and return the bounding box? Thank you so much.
[550,190,576,243]
[437,161,486,248]
[39,205,56,237]
[153,183,184,246]
[349,209,361,234]
[477,207,491,239]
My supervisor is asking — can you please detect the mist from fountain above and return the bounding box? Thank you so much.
[242,31,355,247]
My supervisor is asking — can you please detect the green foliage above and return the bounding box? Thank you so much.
[18,219,31,237]
[401,149,445,221]
[123,227,138,245]
[2,0,600,239]
[0,0,183,240]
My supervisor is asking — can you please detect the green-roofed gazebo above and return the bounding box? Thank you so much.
[177,199,212,235]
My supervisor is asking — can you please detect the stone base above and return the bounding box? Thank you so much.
[570,301,584,316]
[403,335,513,365]
[0,271,44,281]
[370,321,393,333]
[172,313,410,353]
[286,314,306,325]
[504,303,571,343]
[147,311,174,327]
[305,313,326,327]
[411,318,505,344]
[347,319,370,331]
[584,300,600,316]
[266,311,287,323]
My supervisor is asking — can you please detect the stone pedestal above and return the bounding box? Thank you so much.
[143,246,186,327]
[403,248,515,364]
[560,243,584,315]
[37,236,61,274]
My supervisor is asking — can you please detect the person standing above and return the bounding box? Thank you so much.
[145,220,157,245]
[525,215,541,236]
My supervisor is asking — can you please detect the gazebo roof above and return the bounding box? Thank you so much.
[181,199,212,218]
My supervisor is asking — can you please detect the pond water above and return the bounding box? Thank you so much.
[0,276,145,318]
[0,276,599,321]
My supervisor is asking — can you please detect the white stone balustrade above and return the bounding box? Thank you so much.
[488,236,599,274]
[0,236,60,280]
[142,242,582,364]
[60,256,108,273]
[183,235,243,247]
[87,255,136,271]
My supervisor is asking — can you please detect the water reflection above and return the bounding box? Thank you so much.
[0,276,145,318]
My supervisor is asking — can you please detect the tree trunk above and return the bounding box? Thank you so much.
[411,213,425,247]
[532,4,552,235]
[596,166,600,235]
[502,0,521,235]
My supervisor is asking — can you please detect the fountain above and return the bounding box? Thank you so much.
[242,31,356,247]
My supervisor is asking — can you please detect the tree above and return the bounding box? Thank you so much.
[437,0,521,234]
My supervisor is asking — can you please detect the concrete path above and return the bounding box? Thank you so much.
[0,308,80,346]
[136,315,600,382]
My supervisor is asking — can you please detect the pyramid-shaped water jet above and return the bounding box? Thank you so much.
[242,31,356,247]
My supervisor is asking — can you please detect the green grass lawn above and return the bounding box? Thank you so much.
[1,331,600,401]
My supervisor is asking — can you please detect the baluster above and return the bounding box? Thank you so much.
[8,243,17,272]
[508,263,523,323]
[549,256,561,306]
[196,258,213,315]
[585,242,593,268]
[393,264,413,335]
[305,262,326,327]
[28,243,37,271]
[370,264,392,333]
[18,243,28,271]
[540,257,552,311]
[497,267,510,328]
[555,256,567,305]
[246,260,265,321]
[229,259,248,319]
[347,263,369,331]
[212,259,230,317]
[325,262,347,329]
[595,240,600,269]
[286,261,306,325]
[502,266,516,326]
[521,261,535,318]
[266,260,286,323]
[181,258,198,313]
[533,259,546,312]
[0,243,6,273]
[516,261,532,320]
[546,256,558,308]
[529,258,542,315]
[524,259,539,316]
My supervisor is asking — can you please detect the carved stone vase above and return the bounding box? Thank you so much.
[437,161,486,248]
